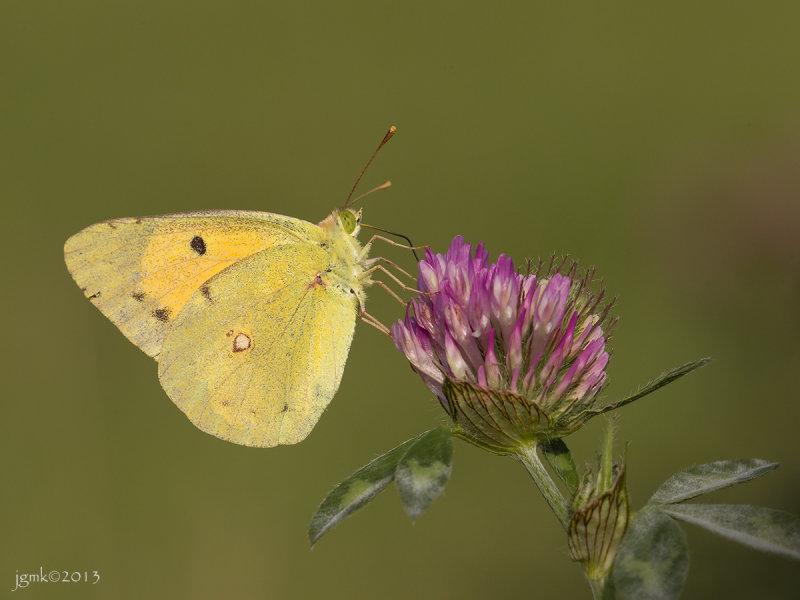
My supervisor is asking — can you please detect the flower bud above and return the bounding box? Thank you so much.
[567,426,630,581]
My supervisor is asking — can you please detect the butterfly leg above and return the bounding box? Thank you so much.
[363,256,415,281]
[359,310,391,336]
[348,283,391,335]
[362,263,435,298]
[369,277,406,306]
[357,235,427,263]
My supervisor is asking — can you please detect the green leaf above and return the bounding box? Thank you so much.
[649,459,779,505]
[612,506,689,600]
[662,504,800,560]
[396,427,453,519]
[540,438,580,493]
[308,432,426,545]
[592,357,712,417]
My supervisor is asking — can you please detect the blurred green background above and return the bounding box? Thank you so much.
[2,1,799,598]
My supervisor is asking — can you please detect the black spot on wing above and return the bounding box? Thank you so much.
[88,291,101,301]
[200,285,213,303]
[190,235,207,255]
[131,291,146,302]
[152,307,172,322]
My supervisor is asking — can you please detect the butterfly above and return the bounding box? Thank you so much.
[64,128,398,448]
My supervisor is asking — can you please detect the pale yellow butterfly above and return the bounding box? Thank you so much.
[64,127,398,447]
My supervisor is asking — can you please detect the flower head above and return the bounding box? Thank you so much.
[392,236,615,451]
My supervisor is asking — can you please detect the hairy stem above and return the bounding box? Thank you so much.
[516,441,570,530]
[587,575,613,600]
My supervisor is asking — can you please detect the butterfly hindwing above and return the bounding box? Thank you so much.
[64,211,323,357]
[156,242,360,447]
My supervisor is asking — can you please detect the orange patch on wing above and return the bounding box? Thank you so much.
[139,222,292,317]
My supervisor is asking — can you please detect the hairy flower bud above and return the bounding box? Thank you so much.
[568,427,630,582]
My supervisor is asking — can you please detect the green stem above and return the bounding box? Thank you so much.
[515,441,570,530]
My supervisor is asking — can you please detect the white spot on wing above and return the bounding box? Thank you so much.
[232,332,252,353]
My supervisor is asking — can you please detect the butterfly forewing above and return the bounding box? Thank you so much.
[64,211,323,357]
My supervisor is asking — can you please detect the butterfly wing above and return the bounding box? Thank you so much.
[156,242,359,447]
[64,211,323,357]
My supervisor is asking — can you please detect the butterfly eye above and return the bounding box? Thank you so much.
[339,210,357,234]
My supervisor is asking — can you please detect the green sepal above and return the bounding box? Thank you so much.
[449,426,514,456]
[578,357,711,422]
[612,506,689,600]
[308,432,425,545]
[443,378,549,449]
[662,504,800,560]
[541,438,580,493]
[649,458,779,505]
[396,427,453,519]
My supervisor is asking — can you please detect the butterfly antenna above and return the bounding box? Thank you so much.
[344,126,397,209]
[350,180,392,206]
[360,223,422,262]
